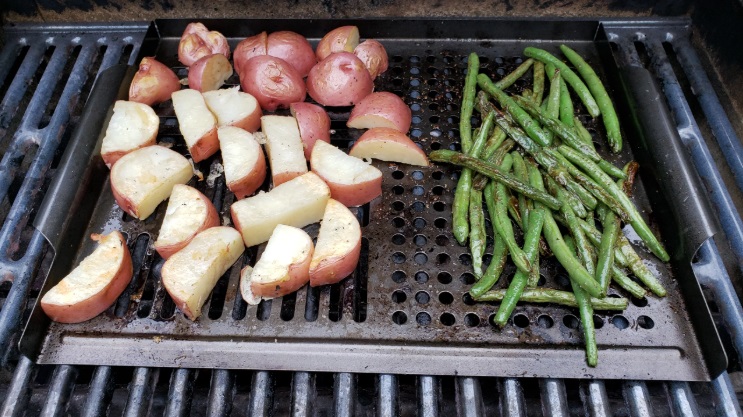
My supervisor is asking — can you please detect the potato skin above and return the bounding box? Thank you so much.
[290,102,331,159]
[354,39,389,80]
[267,31,317,77]
[188,126,220,163]
[154,187,220,260]
[233,32,268,74]
[316,26,359,61]
[310,238,361,287]
[347,92,412,133]
[251,251,312,298]
[41,232,133,324]
[228,146,267,200]
[178,22,230,67]
[306,52,373,107]
[239,55,306,111]
[128,57,181,107]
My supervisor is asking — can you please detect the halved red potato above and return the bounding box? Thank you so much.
[100,100,159,168]
[347,92,411,133]
[316,26,360,61]
[239,55,306,111]
[40,231,132,323]
[349,127,429,166]
[310,141,382,207]
[202,88,262,133]
[250,224,313,299]
[187,54,233,92]
[310,199,361,286]
[290,102,331,159]
[178,22,230,67]
[217,126,266,199]
[307,52,373,107]
[161,226,244,321]
[110,145,193,220]
[233,32,268,74]
[353,39,389,80]
[261,115,308,186]
[239,266,264,305]
[266,31,317,77]
[171,89,219,162]
[128,57,181,106]
[153,184,219,259]
[231,172,330,247]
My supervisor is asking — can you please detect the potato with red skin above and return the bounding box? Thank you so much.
[233,31,268,74]
[187,54,233,92]
[353,39,389,80]
[290,102,331,159]
[100,100,159,168]
[310,199,362,287]
[154,184,220,260]
[347,92,411,133]
[267,31,317,77]
[203,88,262,133]
[311,141,382,207]
[40,231,132,324]
[172,89,220,162]
[316,26,360,61]
[307,52,373,107]
[218,126,267,199]
[249,225,314,299]
[128,57,181,106]
[349,127,430,166]
[178,22,230,67]
[239,55,306,111]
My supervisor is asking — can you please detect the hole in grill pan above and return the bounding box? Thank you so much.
[328,280,343,322]
[392,271,406,283]
[611,315,629,330]
[415,291,429,305]
[513,314,529,328]
[392,311,407,325]
[413,217,426,230]
[438,292,453,305]
[392,290,407,303]
[415,271,429,283]
[416,312,431,326]
[115,234,150,317]
[137,255,163,318]
[462,293,476,306]
[437,272,452,284]
[256,299,272,321]
[464,313,480,327]
[440,312,455,326]
[353,238,369,322]
[305,285,320,322]
[637,315,654,329]
[563,314,580,329]
[207,269,232,320]
[280,291,297,321]
[537,315,554,329]
[593,315,604,329]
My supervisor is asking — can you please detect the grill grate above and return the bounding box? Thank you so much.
[0,19,742,415]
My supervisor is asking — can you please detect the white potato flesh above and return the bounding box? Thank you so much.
[218,126,266,198]
[110,145,193,220]
[250,224,313,297]
[261,115,308,185]
[100,100,159,166]
[311,141,382,207]
[154,184,215,250]
[239,265,266,305]
[202,88,262,132]
[161,226,244,320]
[230,172,330,247]
[172,89,217,151]
[310,199,361,286]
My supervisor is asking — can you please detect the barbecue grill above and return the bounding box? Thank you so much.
[2,1,743,415]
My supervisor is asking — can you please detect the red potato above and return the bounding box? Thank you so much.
[161,226,244,321]
[153,184,220,260]
[40,231,132,324]
[100,100,159,168]
[239,55,306,111]
[290,102,331,159]
[249,224,313,299]
[347,92,411,133]
[128,57,181,106]
[233,31,268,74]
[266,31,317,77]
[218,126,266,199]
[261,115,308,186]
[110,145,193,220]
[171,89,219,162]
[231,172,330,247]
[353,39,389,80]
[316,26,360,61]
[310,141,382,207]
[310,199,362,286]
[187,54,233,92]
[239,265,263,305]
[202,88,262,133]
[349,127,429,166]
[307,52,373,107]
[178,22,230,67]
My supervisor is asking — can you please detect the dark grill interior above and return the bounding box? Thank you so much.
[1,9,743,416]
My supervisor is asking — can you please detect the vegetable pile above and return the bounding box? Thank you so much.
[430,46,668,367]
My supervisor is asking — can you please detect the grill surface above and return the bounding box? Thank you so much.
[1,18,743,415]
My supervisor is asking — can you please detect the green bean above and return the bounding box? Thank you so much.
[523,47,600,117]
[473,138,516,191]
[564,236,598,367]
[573,116,598,157]
[542,209,604,297]
[546,67,561,123]
[598,160,628,180]
[430,150,562,210]
[477,288,628,310]
[469,188,487,277]
[470,184,510,297]
[460,52,479,154]
[546,175,587,219]
[565,179,598,210]
[596,208,619,293]
[621,161,640,197]
[550,177,596,275]
[559,77,575,127]
[507,195,524,230]
[558,145,670,262]
[533,61,545,104]
[526,161,546,288]
[612,265,648,299]
[494,58,534,90]
[560,44,622,153]
[477,74,552,146]
[521,88,534,100]
[511,152,530,230]
[492,155,531,274]
[513,96,602,162]
[481,127,507,160]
